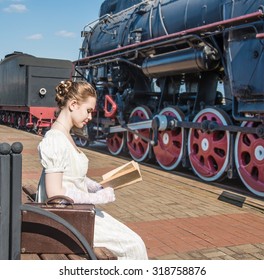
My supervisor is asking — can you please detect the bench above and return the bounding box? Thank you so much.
[0,141,117,260]
[22,186,117,260]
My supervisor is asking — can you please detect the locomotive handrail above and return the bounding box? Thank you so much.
[82,14,113,34]
[75,10,264,65]
[79,57,142,70]
[82,0,151,34]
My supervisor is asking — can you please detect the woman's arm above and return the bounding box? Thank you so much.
[85,176,103,193]
[64,187,115,204]
[45,172,115,204]
[45,172,65,197]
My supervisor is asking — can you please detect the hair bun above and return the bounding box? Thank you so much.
[56,80,72,96]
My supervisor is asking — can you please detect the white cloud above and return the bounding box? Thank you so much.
[55,30,76,38]
[26,34,43,40]
[3,4,28,13]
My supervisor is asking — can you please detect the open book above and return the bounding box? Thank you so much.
[100,161,142,190]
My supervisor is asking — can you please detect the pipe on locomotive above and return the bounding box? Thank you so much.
[142,45,220,78]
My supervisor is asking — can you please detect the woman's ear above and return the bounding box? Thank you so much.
[69,99,78,112]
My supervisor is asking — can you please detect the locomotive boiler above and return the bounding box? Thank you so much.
[0,52,73,134]
[74,0,264,197]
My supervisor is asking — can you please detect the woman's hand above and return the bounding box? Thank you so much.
[85,176,103,193]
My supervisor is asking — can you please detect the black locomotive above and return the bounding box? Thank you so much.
[74,0,264,197]
[0,52,73,134]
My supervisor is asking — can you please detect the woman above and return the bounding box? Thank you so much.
[37,80,148,260]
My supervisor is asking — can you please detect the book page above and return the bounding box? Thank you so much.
[100,161,142,189]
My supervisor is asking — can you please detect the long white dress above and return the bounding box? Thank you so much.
[37,129,148,260]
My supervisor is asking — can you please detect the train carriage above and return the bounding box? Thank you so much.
[0,52,73,134]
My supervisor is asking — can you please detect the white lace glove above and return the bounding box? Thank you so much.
[85,176,103,193]
[64,187,115,204]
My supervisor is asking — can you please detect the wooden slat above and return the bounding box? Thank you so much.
[67,254,89,260]
[94,247,118,260]
[21,253,90,260]
[21,254,41,260]
[40,254,70,260]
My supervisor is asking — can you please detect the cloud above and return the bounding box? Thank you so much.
[3,4,28,13]
[26,34,43,40]
[55,30,76,38]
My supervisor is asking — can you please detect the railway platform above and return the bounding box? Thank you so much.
[1,124,264,260]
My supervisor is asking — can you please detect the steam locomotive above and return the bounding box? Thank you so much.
[74,0,264,197]
[0,52,73,134]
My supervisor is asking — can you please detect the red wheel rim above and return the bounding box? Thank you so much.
[235,122,264,196]
[153,106,184,170]
[107,132,125,155]
[127,106,152,162]
[188,108,231,181]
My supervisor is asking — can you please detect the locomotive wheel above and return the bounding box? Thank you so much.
[74,125,89,147]
[7,114,11,126]
[107,132,125,155]
[15,115,22,129]
[78,137,89,147]
[234,121,264,196]
[153,106,184,170]
[188,108,231,181]
[127,106,152,162]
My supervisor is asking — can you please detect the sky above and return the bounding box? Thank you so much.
[0,0,103,61]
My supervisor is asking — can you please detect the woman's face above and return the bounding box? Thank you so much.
[71,96,96,128]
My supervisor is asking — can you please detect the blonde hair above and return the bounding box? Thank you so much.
[55,80,97,110]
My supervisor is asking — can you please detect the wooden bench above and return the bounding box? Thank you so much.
[0,141,116,260]
[21,185,117,260]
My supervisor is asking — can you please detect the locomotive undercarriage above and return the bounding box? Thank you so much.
[74,8,264,197]
[75,65,264,197]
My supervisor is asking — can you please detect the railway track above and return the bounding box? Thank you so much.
[2,124,263,211]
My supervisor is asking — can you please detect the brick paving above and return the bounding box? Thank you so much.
[1,125,264,260]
